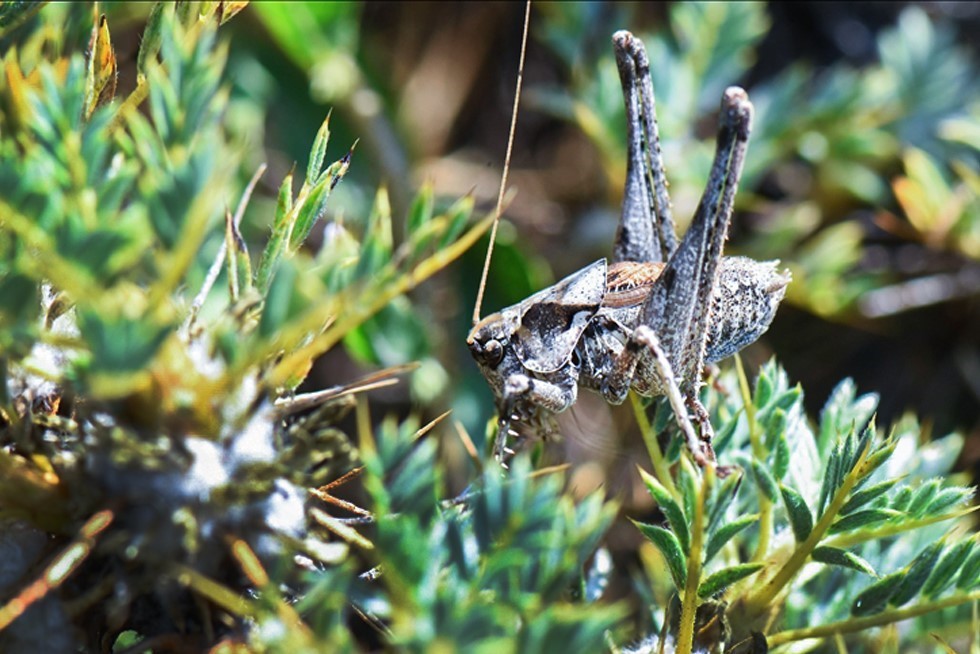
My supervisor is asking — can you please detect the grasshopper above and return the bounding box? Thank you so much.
[467,30,790,467]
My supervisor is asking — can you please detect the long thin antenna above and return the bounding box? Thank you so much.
[471,0,531,325]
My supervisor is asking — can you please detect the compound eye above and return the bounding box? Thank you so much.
[483,339,504,368]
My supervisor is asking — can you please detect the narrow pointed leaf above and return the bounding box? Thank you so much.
[829,508,902,534]
[289,176,330,252]
[841,478,899,515]
[890,540,945,607]
[812,546,876,576]
[407,182,435,235]
[852,571,904,616]
[922,539,974,597]
[632,521,687,590]
[780,484,814,542]
[751,460,779,503]
[639,468,689,552]
[706,469,743,533]
[956,543,980,589]
[698,563,764,598]
[772,430,790,480]
[927,487,974,515]
[307,112,331,183]
[753,370,772,408]
[705,513,758,563]
[256,171,294,292]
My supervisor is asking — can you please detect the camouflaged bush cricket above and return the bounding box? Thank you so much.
[468,29,790,467]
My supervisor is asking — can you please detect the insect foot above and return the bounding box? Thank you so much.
[469,30,790,469]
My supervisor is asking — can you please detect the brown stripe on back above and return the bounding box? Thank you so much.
[603,261,663,309]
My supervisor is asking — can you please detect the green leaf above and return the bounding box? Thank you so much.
[956,542,980,589]
[852,572,904,616]
[926,487,973,515]
[436,194,475,251]
[780,484,814,542]
[632,521,687,590]
[307,112,331,183]
[258,257,298,338]
[78,310,173,374]
[705,514,758,563]
[706,469,743,533]
[639,468,689,552]
[829,508,902,534]
[772,430,790,480]
[812,546,876,576]
[922,539,974,597]
[750,459,779,503]
[698,563,764,598]
[840,479,899,515]
[753,368,772,408]
[890,540,945,607]
[289,175,330,252]
[407,182,435,236]
[256,171,294,292]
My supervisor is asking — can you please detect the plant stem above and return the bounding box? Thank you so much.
[743,436,874,619]
[676,464,710,654]
[734,356,771,564]
[631,393,679,500]
[767,590,980,647]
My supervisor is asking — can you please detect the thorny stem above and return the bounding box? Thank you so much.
[767,590,980,647]
[676,464,711,654]
[735,356,772,564]
[743,436,876,620]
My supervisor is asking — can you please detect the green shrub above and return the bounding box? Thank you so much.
[0,3,976,653]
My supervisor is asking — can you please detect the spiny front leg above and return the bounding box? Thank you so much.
[600,325,713,467]
[495,373,577,465]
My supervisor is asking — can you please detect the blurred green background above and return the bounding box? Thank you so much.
[95,1,979,483]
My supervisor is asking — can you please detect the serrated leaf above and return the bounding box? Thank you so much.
[829,508,901,534]
[890,540,945,607]
[705,514,758,563]
[852,571,904,616]
[751,459,779,503]
[780,484,813,542]
[633,521,686,590]
[698,563,764,598]
[841,479,899,515]
[813,546,876,576]
[639,468,689,552]
[922,539,974,597]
